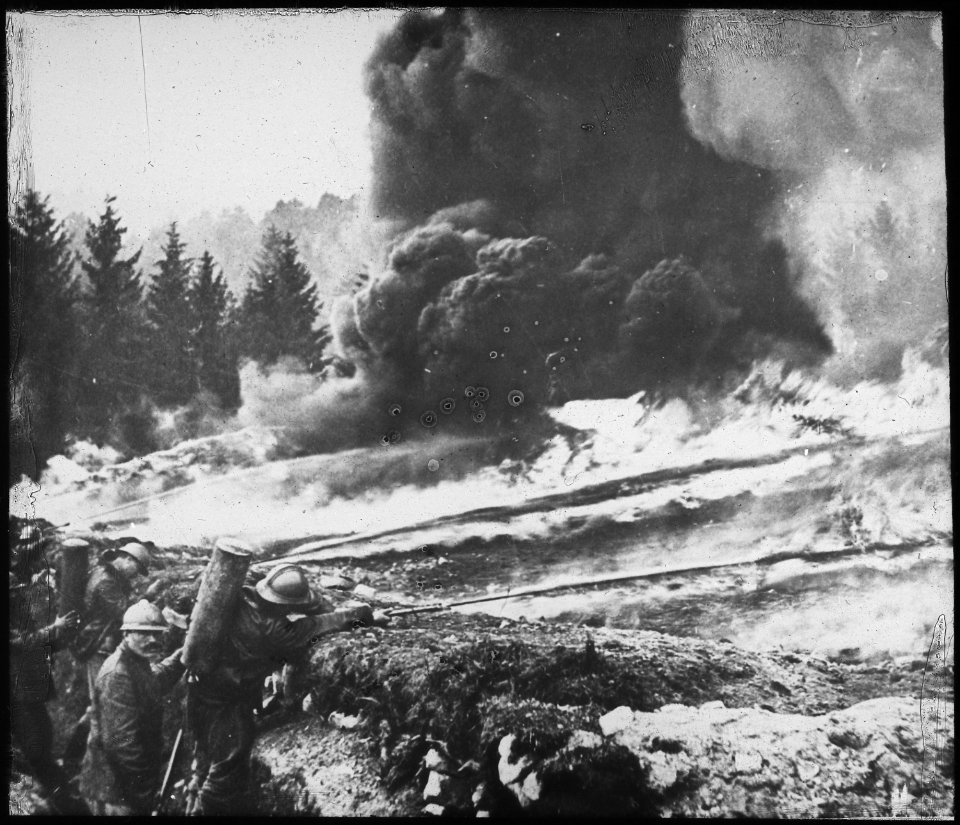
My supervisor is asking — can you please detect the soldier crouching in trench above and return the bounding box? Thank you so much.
[78,599,185,815]
[186,562,390,816]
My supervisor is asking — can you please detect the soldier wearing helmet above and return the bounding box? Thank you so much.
[187,563,390,816]
[72,542,152,683]
[64,541,154,774]
[78,600,185,815]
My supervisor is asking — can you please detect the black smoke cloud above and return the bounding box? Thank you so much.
[248,10,942,450]
[365,10,775,266]
[333,11,831,415]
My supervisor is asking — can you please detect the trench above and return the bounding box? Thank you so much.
[17,419,953,814]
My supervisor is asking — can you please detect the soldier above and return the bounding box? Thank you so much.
[78,600,186,815]
[9,526,88,814]
[72,541,152,696]
[186,563,390,816]
[63,541,153,772]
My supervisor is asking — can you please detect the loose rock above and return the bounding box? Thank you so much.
[599,706,634,737]
[353,583,377,600]
[795,759,820,782]
[328,712,360,730]
[497,735,535,786]
[735,751,763,774]
[423,771,447,801]
[516,770,542,808]
[423,748,451,773]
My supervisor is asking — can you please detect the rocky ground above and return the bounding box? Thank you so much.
[14,545,952,818]
[253,611,953,817]
[253,718,422,816]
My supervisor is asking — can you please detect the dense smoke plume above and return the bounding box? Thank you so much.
[679,11,946,380]
[247,9,944,451]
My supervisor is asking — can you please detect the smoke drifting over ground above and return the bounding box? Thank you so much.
[242,10,944,453]
[237,357,400,454]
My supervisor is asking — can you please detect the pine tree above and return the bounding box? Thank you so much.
[238,226,330,370]
[77,196,149,445]
[146,223,195,407]
[190,250,240,409]
[8,191,81,482]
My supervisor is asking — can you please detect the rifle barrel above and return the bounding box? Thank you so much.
[154,727,183,816]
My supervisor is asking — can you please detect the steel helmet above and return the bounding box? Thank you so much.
[120,599,167,632]
[117,542,151,575]
[255,564,320,610]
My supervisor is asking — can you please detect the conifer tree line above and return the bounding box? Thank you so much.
[9,191,332,483]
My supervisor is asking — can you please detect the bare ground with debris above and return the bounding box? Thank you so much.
[252,718,422,816]
[18,550,953,817]
[252,611,953,817]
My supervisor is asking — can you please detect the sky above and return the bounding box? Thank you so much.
[8,9,409,237]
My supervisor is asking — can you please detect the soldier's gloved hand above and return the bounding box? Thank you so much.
[144,579,165,601]
[345,602,375,628]
[345,603,390,629]
[166,646,186,671]
[53,610,81,632]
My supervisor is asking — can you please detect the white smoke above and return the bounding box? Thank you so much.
[680,12,946,379]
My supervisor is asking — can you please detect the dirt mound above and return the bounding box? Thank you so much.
[243,612,951,816]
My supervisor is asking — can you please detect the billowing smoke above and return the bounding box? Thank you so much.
[243,10,943,451]
[361,9,820,311]
[679,11,946,380]
[236,357,402,454]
